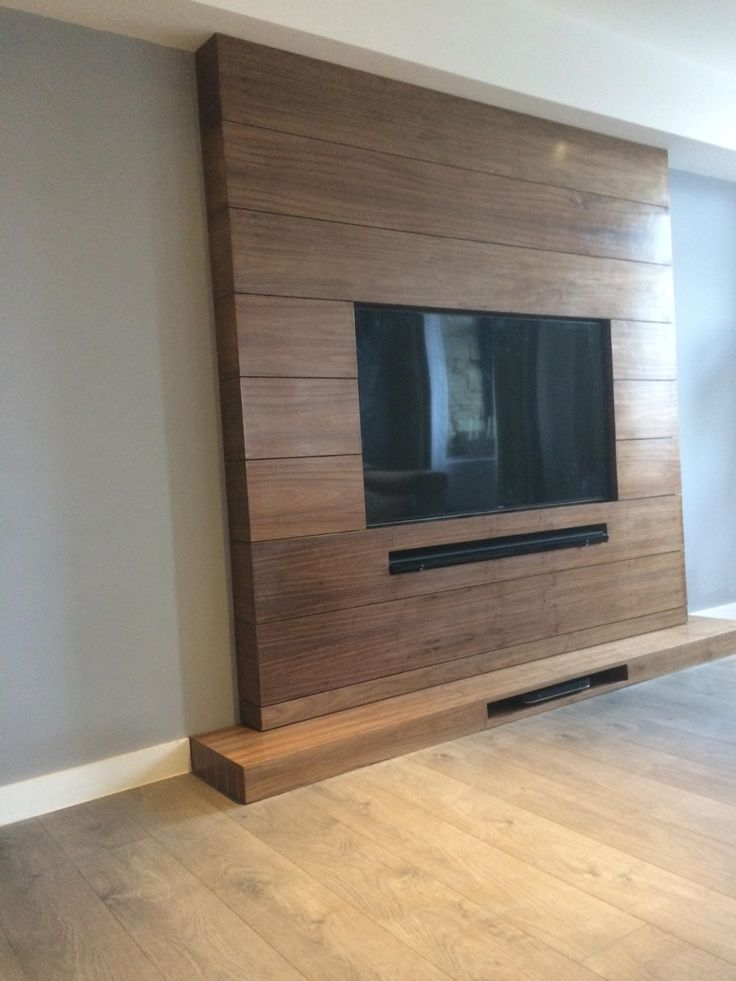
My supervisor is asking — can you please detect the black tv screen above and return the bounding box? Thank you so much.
[355,305,616,527]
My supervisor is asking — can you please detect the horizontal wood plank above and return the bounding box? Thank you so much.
[227,211,674,322]
[249,552,686,703]
[252,609,686,728]
[222,377,361,460]
[234,496,684,622]
[246,456,366,541]
[617,438,681,499]
[221,294,357,379]
[219,122,672,264]
[614,381,678,440]
[611,320,677,379]
[222,618,735,762]
[206,35,669,205]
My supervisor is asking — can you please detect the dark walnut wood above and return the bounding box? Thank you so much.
[233,495,683,623]
[248,608,686,728]
[617,438,681,500]
[216,295,357,379]
[217,122,671,264]
[240,377,361,459]
[614,381,678,440]
[245,456,366,541]
[202,34,670,205]
[226,211,674,322]
[195,35,688,791]
[220,376,361,460]
[611,321,677,379]
[248,552,685,704]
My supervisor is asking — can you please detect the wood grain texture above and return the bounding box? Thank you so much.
[614,381,678,440]
[204,35,670,204]
[308,773,641,964]
[223,459,250,540]
[205,207,234,298]
[11,661,736,979]
[246,455,366,541]
[240,377,361,458]
[67,835,303,980]
[0,820,157,980]
[617,438,681,499]
[219,294,357,379]
[219,375,245,461]
[251,609,685,729]
[611,321,677,379]
[462,728,736,871]
[0,931,30,981]
[409,748,736,964]
[508,710,736,807]
[124,777,451,981]
[251,552,686,704]
[196,33,686,736]
[191,618,736,802]
[199,113,229,216]
[227,210,675,321]
[237,789,600,980]
[219,122,672,264]
[583,924,736,980]
[234,496,684,623]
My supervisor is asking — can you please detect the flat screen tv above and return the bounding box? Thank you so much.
[355,305,617,527]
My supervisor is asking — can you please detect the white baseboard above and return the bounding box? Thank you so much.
[0,738,191,827]
[691,602,736,620]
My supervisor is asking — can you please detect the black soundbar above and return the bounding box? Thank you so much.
[388,523,608,575]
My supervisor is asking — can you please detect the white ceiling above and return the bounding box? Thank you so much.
[535,0,736,78]
[3,0,736,180]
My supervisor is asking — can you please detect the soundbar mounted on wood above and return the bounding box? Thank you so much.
[389,523,609,575]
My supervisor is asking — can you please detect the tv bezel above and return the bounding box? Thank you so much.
[354,302,619,528]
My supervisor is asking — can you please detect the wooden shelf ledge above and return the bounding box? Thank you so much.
[190,615,736,804]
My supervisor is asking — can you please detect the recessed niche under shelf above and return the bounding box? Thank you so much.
[486,664,629,722]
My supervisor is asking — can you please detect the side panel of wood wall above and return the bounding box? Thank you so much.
[196,34,685,728]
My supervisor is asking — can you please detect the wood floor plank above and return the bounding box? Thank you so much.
[466,727,736,848]
[40,792,151,863]
[306,771,642,962]
[66,834,304,981]
[0,929,31,981]
[236,786,601,980]
[362,756,696,909]
[583,923,736,980]
[646,658,736,697]
[456,732,736,892]
[551,693,736,776]
[510,712,736,806]
[590,684,736,745]
[5,660,736,979]
[0,819,159,981]
[407,745,736,964]
[715,875,736,899]
[124,776,451,981]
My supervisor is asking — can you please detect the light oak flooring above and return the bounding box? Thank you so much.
[2,656,736,980]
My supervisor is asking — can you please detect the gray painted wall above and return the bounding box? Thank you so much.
[670,170,736,612]
[1,9,236,785]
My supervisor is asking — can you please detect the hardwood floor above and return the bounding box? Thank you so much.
[2,656,736,979]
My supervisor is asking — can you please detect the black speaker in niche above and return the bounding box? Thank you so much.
[389,523,608,575]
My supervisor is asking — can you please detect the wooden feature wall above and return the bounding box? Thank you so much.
[196,35,685,731]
